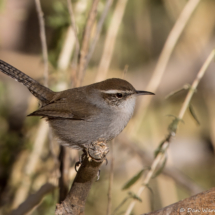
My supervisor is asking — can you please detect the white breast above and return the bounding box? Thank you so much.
[117,95,136,126]
[104,96,136,140]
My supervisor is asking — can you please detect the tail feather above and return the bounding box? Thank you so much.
[0,59,55,105]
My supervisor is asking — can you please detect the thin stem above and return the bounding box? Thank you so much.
[58,146,70,203]
[67,0,80,73]
[76,0,100,87]
[106,141,114,215]
[34,0,49,87]
[84,0,114,73]
[178,50,215,119]
[12,121,49,209]
[124,49,215,215]
[130,0,201,132]
[147,0,201,92]
[10,183,56,215]
[95,0,128,82]
[118,136,204,195]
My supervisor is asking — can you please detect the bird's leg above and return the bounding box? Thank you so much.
[84,140,109,181]
[75,142,109,180]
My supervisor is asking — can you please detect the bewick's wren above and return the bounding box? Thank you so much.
[0,59,154,150]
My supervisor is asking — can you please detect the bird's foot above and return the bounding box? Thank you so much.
[74,141,109,180]
[87,141,109,163]
[87,141,109,181]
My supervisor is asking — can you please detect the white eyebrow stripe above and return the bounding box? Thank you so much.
[100,90,124,94]
[100,89,133,94]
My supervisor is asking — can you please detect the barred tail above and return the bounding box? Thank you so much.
[0,59,55,104]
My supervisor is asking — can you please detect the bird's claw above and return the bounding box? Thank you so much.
[74,143,109,178]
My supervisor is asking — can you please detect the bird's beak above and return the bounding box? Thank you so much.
[136,90,155,96]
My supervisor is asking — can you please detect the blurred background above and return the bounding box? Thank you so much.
[0,0,215,214]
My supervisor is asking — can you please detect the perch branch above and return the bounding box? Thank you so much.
[141,187,215,215]
[55,142,109,215]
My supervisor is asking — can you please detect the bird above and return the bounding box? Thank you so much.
[0,59,154,152]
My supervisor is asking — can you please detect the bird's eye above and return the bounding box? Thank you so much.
[116,93,123,98]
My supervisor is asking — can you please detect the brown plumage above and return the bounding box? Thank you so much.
[0,59,154,150]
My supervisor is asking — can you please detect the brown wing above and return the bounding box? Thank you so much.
[28,88,99,120]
